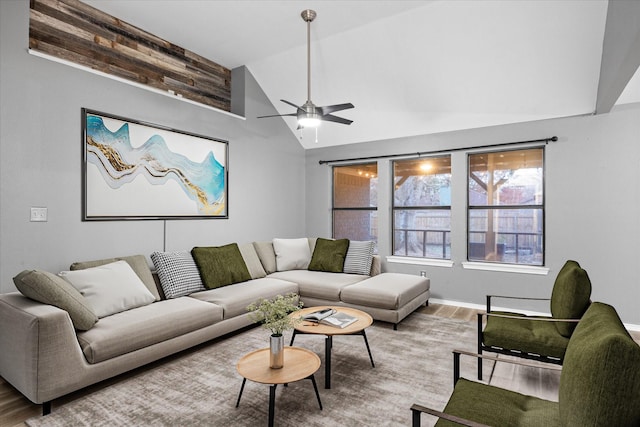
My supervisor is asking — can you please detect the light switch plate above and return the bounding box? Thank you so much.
[30,207,48,222]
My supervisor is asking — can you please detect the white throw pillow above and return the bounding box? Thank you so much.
[343,240,375,275]
[59,260,155,318]
[272,238,312,271]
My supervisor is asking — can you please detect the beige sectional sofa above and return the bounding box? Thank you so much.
[0,238,430,415]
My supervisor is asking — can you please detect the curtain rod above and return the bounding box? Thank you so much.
[318,136,558,165]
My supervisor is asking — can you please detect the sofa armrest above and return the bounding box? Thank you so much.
[486,294,550,313]
[0,292,81,404]
[480,312,581,323]
[410,403,491,427]
[454,348,563,372]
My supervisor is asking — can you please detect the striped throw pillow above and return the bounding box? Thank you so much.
[343,240,375,275]
[151,251,205,299]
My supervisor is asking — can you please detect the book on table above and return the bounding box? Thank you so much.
[303,309,358,328]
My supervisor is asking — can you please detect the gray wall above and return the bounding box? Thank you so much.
[305,104,640,325]
[0,1,305,293]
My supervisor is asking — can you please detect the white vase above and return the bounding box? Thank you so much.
[270,334,284,369]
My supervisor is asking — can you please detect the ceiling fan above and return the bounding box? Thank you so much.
[257,9,354,129]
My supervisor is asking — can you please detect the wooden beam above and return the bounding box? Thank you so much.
[29,0,231,111]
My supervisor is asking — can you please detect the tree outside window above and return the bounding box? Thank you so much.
[393,156,451,259]
[468,148,544,265]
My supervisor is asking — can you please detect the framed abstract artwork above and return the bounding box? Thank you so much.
[82,109,228,220]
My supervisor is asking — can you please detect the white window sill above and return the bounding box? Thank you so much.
[461,262,549,275]
[386,256,454,268]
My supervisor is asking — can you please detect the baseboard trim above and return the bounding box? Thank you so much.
[430,298,640,332]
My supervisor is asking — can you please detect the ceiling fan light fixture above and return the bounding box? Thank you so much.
[298,115,321,128]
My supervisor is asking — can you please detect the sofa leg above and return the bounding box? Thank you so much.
[43,401,51,416]
[393,323,398,331]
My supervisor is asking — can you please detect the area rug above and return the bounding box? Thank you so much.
[26,313,487,427]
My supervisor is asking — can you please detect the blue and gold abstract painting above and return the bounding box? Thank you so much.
[83,109,228,219]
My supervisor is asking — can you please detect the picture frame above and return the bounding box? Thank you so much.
[82,108,228,220]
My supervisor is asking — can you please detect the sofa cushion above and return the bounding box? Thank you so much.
[150,251,205,299]
[59,261,156,318]
[550,260,591,337]
[76,297,223,363]
[343,240,375,275]
[238,243,267,279]
[268,270,367,300]
[70,254,160,301]
[12,270,98,330]
[340,273,430,310]
[253,241,277,274]
[191,244,251,289]
[483,312,570,360]
[437,378,560,427]
[559,302,640,426]
[189,277,298,319]
[308,238,349,273]
[273,238,312,271]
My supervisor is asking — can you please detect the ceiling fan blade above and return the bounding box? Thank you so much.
[257,113,297,119]
[321,114,353,125]
[318,103,354,116]
[280,99,304,112]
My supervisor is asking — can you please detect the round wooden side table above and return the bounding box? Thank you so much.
[236,346,322,427]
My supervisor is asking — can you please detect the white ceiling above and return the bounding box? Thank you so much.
[84,1,640,149]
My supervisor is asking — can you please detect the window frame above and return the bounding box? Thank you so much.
[392,155,452,260]
[467,147,545,266]
[331,162,378,246]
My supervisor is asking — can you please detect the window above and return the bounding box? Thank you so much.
[468,147,544,265]
[332,163,378,249]
[393,156,451,259]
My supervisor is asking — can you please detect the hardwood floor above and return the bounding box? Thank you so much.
[1,303,638,427]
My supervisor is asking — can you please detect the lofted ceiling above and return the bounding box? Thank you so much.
[83,1,640,149]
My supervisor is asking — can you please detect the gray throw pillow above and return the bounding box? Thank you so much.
[253,241,277,274]
[150,251,205,299]
[238,243,267,279]
[13,270,98,330]
[343,240,375,275]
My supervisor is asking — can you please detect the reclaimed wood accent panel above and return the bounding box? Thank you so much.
[29,0,231,112]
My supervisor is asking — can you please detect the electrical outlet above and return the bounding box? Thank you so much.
[419,270,427,277]
[30,207,48,222]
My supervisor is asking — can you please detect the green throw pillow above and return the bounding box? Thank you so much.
[191,244,251,289]
[550,260,592,337]
[13,270,98,330]
[308,238,350,273]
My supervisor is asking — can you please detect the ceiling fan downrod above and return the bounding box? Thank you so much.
[301,9,316,105]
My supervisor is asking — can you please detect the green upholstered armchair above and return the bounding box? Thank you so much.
[411,302,640,427]
[477,260,592,380]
